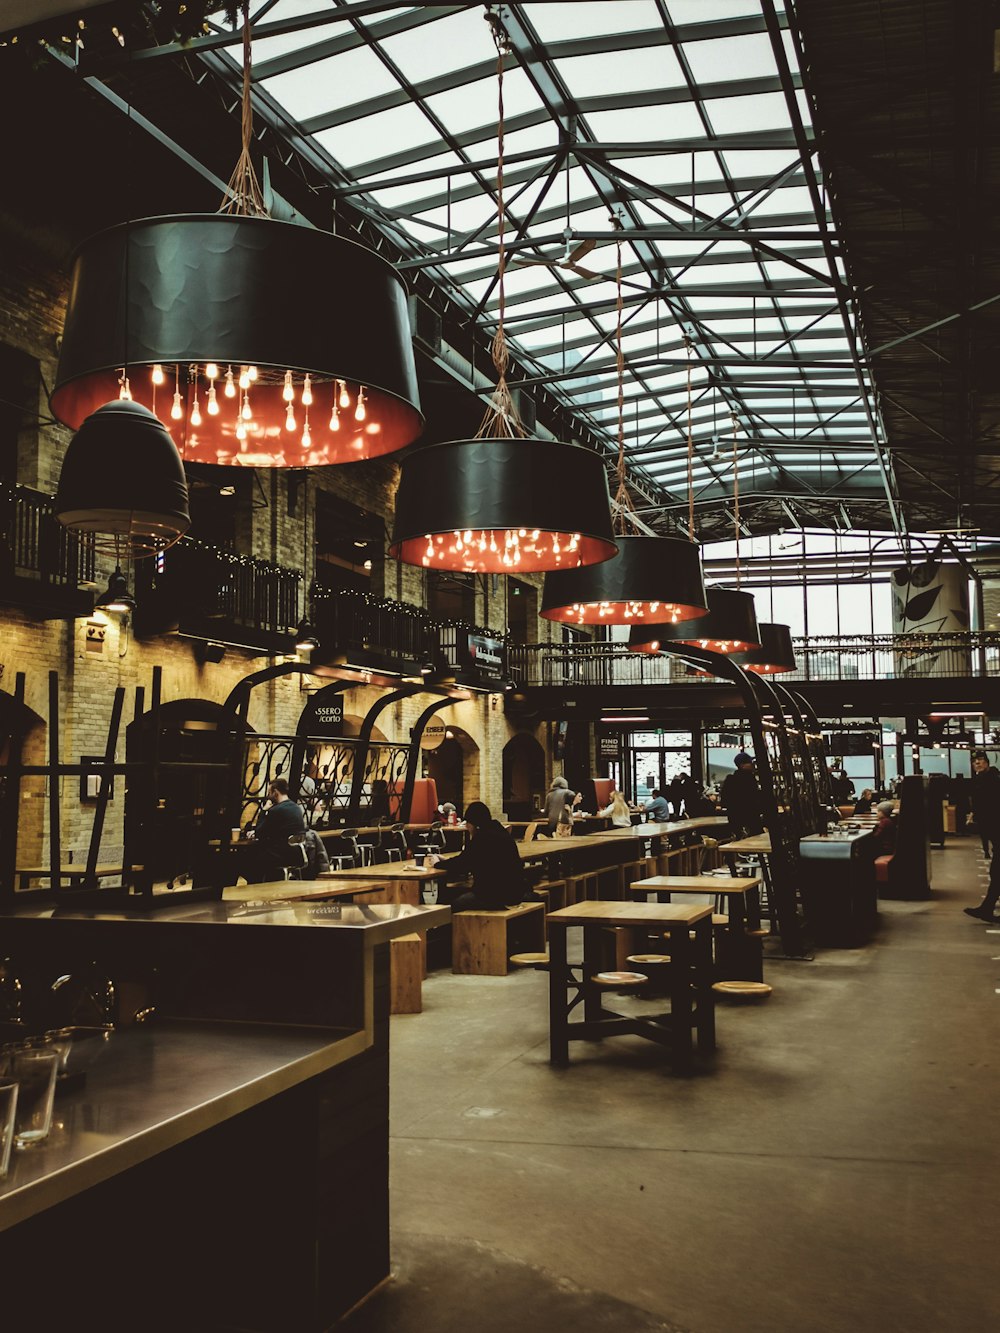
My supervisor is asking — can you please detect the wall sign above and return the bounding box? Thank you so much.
[300,684,344,737]
[596,731,622,761]
[465,633,505,681]
[421,719,447,750]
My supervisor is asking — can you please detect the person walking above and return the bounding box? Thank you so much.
[967,752,1000,859]
[543,774,576,837]
[720,755,765,838]
[964,752,1000,921]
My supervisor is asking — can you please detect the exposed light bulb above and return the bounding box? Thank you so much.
[301,374,313,407]
[338,380,350,409]
[171,391,183,421]
[190,395,202,427]
[118,375,132,401]
[285,404,296,432]
[204,362,219,380]
[207,384,219,415]
[151,364,165,386]
[302,419,312,448]
[354,386,367,422]
[239,366,251,390]
[224,367,236,398]
[248,365,258,382]
[282,370,295,403]
[241,392,252,422]
[329,404,340,431]
[236,420,247,441]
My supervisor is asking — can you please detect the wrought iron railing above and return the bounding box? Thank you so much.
[0,484,95,586]
[137,540,301,634]
[507,633,1000,687]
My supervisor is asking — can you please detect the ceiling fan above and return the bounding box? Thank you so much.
[511,228,603,280]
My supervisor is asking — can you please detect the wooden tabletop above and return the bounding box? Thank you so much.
[317,863,444,880]
[546,900,713,928]
[17,863,124,876]
[631,875,760,895]
[222,881,359,905]
[722,834,772,854]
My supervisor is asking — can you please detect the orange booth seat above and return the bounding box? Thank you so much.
[592,777,614,810]
[405,778,439,825]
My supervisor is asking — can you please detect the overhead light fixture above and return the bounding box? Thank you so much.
[628,586,760,655]
[55,399,190,560]
[50,7,422,469]
[539,233,706,624]
[388,15,615,575]
[600,715,649,723]
[731,622,796,675]
[294,618,320,651]
[95,567,135,615]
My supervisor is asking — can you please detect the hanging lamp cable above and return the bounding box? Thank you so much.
[477,10,525,439]
[732,412,741,586]
[220,0,268,218]
[685,336,695,540]
[611,218,637,536]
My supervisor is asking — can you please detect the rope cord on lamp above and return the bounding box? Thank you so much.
[387,5,617,574]
[218,1,267,219]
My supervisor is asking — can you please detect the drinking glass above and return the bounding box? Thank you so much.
[8,1048,59,1148]
[0,1079,17,1180]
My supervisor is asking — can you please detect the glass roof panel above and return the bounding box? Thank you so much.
[556,46,687,101]
[260,46,400,122]
[681,32,780,84]
[379,9,493,82]
[529,1,662,41]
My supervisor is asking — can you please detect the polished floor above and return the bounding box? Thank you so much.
[345,840,999,1333]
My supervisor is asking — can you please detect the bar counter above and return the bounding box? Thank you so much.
[0,897,450,1332]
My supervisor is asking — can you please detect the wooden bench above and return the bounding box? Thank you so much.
[390,933,425,1014]
[17,863,126,891]
[452,902,546,976]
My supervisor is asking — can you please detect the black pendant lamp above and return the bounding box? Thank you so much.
[55,399,190,558]
[731,622,796,675]
[628,587,760,655]
[389,18,615,575]
[50,9,421,470]
[390,438,616,573]
[95,567,136,615]
[541,533,707,625]
[539,229,706,624]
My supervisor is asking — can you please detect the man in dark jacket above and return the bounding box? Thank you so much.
[964,753,1000,921]
[239,778,306,883]
[720,756,765,838]
[434,801,532,911]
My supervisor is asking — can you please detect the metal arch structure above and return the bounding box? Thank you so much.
[32,0,923,543]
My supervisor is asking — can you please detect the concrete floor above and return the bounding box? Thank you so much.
[344,841,1000,1333]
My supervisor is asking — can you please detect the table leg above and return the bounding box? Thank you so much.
[548,927,569,1066]
[692,919,716,1052]
[582,924,603,1023]
[667,924,695,1074]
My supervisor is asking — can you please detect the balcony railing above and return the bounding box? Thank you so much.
[0,485,95,587]
[507,633,1000,688]
[136,540,301,635]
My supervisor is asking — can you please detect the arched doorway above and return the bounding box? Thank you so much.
[423,726,479,813]
[503,732,545,820]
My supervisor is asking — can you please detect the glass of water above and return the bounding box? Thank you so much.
[7,1048,59,1148]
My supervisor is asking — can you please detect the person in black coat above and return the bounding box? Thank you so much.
[237,778,306,883]
[432,801,535,911]
[968,753,1000,858]
[720,756,765,838]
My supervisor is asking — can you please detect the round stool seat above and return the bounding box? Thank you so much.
[509,952,550,968]
[745,928,769,939]
[626,954,672,965]
[591,970,647,987]
[712,980,773,1000]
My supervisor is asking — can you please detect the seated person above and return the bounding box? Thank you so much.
[873,800,897,856]
[599,790,633,828]
[435,801,459,825]
[238,778,306,883]
[428,801,539,912]
[854,788,876,815]
[643,789,671,820]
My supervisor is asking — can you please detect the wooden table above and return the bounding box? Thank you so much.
[721,834,772,856]
[545,901,716,1073]
[629,875,762,932]
[317,862,444,906]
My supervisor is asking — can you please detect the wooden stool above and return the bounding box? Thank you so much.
[452,902,546,976]
[618,859,647,897]
[509,951,550,970]
[390,933,424,1014]
[591,970,647,988]
[712,980,772,1001]
[626,952,672,995]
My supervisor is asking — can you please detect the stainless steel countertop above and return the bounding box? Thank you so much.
[0,1019,366,1233]
[5,900,452,946]
[800,829,874,859]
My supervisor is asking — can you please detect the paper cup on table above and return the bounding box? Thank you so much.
[231,828,242,844]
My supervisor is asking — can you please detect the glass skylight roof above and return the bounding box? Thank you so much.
[211,1,888,534]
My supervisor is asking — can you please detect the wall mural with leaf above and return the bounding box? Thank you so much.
[891,559,970,676]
